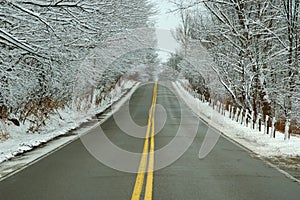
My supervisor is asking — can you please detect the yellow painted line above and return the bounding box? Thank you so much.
[131,107,152,200]
[144,102,155,200]
[131,83,157,200]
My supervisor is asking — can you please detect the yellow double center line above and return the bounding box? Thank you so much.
[131,82,157,200]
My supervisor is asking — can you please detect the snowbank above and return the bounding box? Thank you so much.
[173,81,300,157]
[0,80,138,164]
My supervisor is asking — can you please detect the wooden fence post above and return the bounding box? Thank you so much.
[256,114,262,132]
[240,109,244,125]
[271,117,276,138]
[264,115,269,135]
[236,108,241,122]
[251,111,255,129]
[244,110,248,127]
[284,119,290,140]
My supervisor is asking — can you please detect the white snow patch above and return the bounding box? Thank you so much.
[0,79,138,164]
[173,81,300,157]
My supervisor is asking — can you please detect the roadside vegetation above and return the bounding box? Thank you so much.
[0,0,156,138]
[170,0,300,137]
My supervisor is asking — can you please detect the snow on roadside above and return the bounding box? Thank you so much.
[0,79,138,164]
[173,81,300,157]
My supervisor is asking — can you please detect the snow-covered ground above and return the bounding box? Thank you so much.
[0,79,138,164]
[173,81,300,158]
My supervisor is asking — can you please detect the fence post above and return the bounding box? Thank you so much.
[237,108,241,122]
[284,119,290,140]
[213,99,217,110]
[271,117,276,138]
[244,110,248,127]
[239,109,243,124]
[256,114,262,132]
[239,109,243,123]
[220,103,223,115]
[264,115,269,134]
[251,111,255,129]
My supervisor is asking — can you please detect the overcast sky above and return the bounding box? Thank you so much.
[151,0,180,29]
[150,0,181,61]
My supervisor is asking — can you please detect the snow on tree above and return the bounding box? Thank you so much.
[0,0,156,135]
[171,0,300,136]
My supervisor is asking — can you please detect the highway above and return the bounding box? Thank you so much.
[0,82,300,200]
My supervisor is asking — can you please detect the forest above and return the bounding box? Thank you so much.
[170,0,300,136]
[0,0,155,137]
[1,0,300,139]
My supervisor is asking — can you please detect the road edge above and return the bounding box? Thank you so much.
[171,81,300,185]
[0,82,141,182]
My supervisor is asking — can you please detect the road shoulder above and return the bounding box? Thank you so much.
[0,82,140,181]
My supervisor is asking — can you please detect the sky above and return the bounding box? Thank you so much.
[150,0,181,62]
[151,0,180,29]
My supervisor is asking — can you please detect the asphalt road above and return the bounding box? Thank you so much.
[1,82,300,200]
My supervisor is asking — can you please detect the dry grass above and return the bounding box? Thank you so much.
[18,97,65,133]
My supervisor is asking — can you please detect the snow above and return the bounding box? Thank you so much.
[2,77,299,178]
[0,134,78,180]
[0,79,138,165]
[173,81,300,158]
